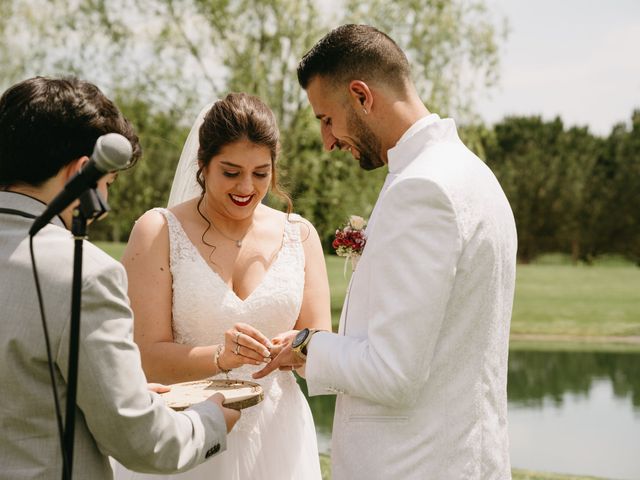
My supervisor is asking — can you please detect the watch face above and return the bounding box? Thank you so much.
[292,328,309,348]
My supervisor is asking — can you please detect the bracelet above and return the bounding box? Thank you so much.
[214,344,231,376]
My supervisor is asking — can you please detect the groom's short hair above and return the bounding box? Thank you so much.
[297,24,412,93]
[0,76,141,188]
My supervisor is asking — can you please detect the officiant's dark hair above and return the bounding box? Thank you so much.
[196,92,292,213]
[0,76,141,188]
[297,24,412,95]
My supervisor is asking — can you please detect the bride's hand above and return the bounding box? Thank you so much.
[219,323,273,370]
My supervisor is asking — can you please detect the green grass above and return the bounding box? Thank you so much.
[511,263,640,337]
[94,241,126,261]
[326,254,640,343]
[97,243,640,345]
[511,470,605,480]
[319,455,604,480]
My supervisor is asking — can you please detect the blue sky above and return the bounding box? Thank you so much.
[478,0,640,135]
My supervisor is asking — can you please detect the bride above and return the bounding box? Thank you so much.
[113,93,330,479]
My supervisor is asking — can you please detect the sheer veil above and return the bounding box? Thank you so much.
[167,102,214,207]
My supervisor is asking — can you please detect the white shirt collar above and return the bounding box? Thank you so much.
[395,114,441,147]
[387,113,458,174]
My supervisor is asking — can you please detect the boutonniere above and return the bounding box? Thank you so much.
[333,215,367,275]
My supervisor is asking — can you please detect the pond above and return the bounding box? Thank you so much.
[299,349,640,480]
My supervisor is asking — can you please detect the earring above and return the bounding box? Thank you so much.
[362,108,368,115]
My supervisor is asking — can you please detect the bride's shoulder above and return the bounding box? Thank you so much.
[129,208,170,241]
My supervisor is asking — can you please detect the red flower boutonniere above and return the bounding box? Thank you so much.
[333,215,367,274]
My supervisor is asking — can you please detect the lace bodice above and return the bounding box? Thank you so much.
[156,206,304,343]
[156,208,304,380]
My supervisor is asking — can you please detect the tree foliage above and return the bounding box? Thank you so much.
[344,0,504,119]
[482,113,639,264]
[0,0,505,246]
[1,0,637,263]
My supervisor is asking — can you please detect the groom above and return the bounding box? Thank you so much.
[256,25,518,478]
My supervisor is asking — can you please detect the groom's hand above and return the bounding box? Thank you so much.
[252,340,304,379]
[207,393,241,433]
[268,330,298,357]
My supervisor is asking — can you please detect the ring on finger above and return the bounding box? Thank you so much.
[234,343,241,355]
[235,332,241,344]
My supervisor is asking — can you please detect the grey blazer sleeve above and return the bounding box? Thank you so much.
[55,249,226,473]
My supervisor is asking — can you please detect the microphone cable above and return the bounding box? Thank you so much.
[29,235,70,479]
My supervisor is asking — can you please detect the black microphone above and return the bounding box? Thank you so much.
[29,133,133,236]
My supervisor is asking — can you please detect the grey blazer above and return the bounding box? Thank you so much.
[0,191,227,479]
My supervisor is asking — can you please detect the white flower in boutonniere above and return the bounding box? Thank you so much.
[333,215,368,275]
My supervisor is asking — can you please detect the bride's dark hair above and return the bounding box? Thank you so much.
[194,93,296,259]
[195,92,292,213]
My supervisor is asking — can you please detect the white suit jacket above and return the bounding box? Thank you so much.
[306,115,517,479]
[0,192,227,480]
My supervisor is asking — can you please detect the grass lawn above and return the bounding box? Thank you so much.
[511,471,606,480]
[319,455,604,480]
[95,241,127,260]
[97,243,640,344]
[512,263,640,337]
[326,254,640,345]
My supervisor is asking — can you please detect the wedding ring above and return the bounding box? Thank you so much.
[234,343,241,355]
[235,332,241,343]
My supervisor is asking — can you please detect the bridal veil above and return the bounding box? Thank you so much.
[167,102,214,208]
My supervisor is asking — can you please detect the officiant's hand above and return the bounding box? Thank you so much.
[207,393,241,433]
[147,383,171,394]
[252,338,304,379]
[219,322,273,370]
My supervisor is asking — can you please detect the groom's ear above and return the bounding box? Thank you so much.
[347,80,373,113]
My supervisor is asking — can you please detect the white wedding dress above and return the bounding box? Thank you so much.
[112,208,322,479]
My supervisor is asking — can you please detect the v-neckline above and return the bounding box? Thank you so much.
[166,210,287,303]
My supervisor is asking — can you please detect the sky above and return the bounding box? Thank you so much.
[478,0,640,136]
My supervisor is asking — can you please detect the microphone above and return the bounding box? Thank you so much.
[29,133,133,236]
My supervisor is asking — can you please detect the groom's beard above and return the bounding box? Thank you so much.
[346,107,385,171]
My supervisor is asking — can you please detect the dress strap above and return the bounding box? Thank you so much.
[283,213,302,244]
[152,207,181,237]
[151,207,198,266]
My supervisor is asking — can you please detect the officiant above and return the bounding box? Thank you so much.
[0,76,239,479]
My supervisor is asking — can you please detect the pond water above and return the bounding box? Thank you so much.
[299,350,640,480]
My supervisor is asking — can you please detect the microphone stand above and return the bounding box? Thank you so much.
[63,188,109,480]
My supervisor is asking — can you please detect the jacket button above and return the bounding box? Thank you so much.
[205,443,221,458]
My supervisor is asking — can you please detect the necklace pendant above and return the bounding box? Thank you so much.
[236,240,242,248]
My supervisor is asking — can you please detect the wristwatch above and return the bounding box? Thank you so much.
[291,328,320,361]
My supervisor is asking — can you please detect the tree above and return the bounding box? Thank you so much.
[344,0,505,120]
[89,95,191,241]
[581,111,640,264]
[0,0,506,245]
[558,126,601,262]
[484,116,566,262]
